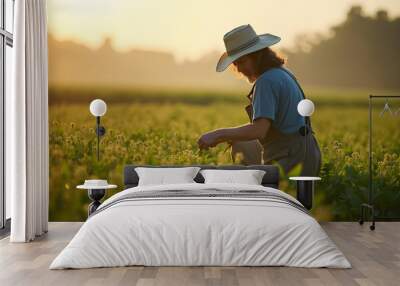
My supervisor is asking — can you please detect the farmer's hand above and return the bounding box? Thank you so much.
[197,130,223,150]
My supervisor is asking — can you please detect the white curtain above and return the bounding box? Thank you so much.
[7,0,49,242]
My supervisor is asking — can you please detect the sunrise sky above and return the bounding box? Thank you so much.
[47,0,400,63]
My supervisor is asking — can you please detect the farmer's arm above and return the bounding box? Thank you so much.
[216,77,277,143]
[217,118,271,142]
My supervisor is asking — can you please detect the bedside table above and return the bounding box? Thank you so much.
[77,180,117,216]
[289,177,321,210]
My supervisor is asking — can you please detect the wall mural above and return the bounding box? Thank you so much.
[48,2,400,221]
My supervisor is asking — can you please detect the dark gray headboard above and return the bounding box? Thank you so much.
[123,165,280,189]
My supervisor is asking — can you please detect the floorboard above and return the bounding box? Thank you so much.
[0,222,399,286]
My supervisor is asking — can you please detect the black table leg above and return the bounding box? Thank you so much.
[88,189,106,216]
[296,180,314,210]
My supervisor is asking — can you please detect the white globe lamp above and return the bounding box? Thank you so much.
[90,99,107,117]
[297,99,315,117]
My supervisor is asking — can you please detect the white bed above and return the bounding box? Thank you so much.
[49,182,351,269]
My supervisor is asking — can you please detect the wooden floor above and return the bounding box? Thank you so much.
[0,222,399,286]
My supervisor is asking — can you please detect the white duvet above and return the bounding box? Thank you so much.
[50,183,351,269]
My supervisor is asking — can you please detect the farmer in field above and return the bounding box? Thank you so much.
[197,24,321,176]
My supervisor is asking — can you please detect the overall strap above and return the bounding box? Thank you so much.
[279,67,314,134]
[279,67,306,100]
[247,83,256,101]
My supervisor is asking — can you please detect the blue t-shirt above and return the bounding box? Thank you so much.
[252,66,305,134]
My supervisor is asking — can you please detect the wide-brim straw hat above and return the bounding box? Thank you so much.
[216,24,281,72]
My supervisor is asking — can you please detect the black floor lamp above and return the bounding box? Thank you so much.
[84,99,108,215]
[289,99,321,210]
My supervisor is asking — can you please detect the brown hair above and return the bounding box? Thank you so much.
[229,47,286,78]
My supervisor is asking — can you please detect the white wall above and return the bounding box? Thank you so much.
[5,44,14,220]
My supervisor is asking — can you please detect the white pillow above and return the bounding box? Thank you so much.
[135,167,201,186]
[200,169,266,185]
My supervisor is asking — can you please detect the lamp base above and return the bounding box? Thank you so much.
[88,189,106,216]
[296,180,314,210]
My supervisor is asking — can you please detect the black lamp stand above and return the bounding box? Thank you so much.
[95,116,106,160]
[88,189,106,216]
[291,116,319,210]
[87,116,107,216]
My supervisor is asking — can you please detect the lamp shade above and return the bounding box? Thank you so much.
[89,99,107,117]
[297,99,315,117]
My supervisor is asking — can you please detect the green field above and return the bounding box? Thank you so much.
[49,86,400,221]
